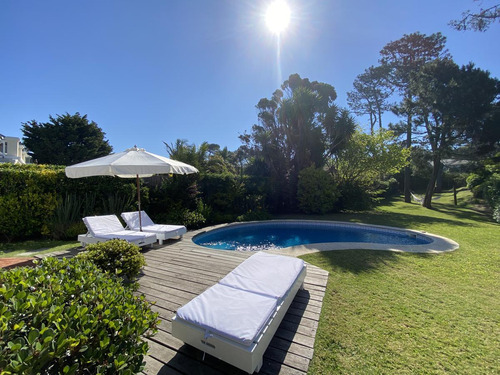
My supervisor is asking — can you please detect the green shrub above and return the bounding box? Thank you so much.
[0,257,158,374]
[199,173,245,215]
[236,209,271,222]
[466,172,484,197]
[178,208,206,229]
[77,240,146,280]
[465,153,500,222]
[155,200,207,229]
[50,194,84,240]
[101,192,135,218]
[336,181,374,211]
[484,174,500,204]
[297,167,339,214]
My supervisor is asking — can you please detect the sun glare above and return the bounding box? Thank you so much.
[265,0,291,35]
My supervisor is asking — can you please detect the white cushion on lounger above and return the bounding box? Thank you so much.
[83,215,126,236]
[219,251,305,301]
[121,210,155,228]
[80,215,157,246]
[121,211,187,237]
[176,283,277,347]
[141,224,186,234]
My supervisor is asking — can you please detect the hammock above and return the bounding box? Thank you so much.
[411,192,442,204]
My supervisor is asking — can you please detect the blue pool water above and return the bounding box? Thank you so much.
[192,222,432,251]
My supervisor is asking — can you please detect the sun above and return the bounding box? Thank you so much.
[265,0,291,35]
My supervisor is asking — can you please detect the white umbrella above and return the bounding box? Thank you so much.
[65,146,198,230]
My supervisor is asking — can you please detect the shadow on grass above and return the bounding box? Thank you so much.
[354,210,476,228]
[302,249,411,275]
[303,247,439,275]
[281,209,479,230]
[431,202,491,223]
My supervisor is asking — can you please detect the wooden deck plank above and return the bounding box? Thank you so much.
[139,242,328,375]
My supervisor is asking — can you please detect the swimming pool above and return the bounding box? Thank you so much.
[191,220,458,254]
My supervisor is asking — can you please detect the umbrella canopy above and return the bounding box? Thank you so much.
[65,146,198,178]
[65,146,198,230]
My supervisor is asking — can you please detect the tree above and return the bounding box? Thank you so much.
[240,73,355,212]
[465,101,500,156]
[297,166,339,214]
[380,32,451,203]
[410,60,500,208]
[347,65,393,134]
[450,1,500,31]
[22,112,112,165]
[328,128,410,189]
[165,139,210,171]
[164,139,238,174]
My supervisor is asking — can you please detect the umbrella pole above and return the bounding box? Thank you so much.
[136,174,142,231]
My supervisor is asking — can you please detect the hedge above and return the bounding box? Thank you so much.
[0,257,158,374]
[0,164,136,241]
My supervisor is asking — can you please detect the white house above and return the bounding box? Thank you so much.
[0,134,32,164]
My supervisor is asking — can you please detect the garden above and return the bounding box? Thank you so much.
[1,30,499,374]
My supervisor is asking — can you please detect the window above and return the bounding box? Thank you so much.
[0,142,8,154]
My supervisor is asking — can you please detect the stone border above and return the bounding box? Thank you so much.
[186,220,459,256]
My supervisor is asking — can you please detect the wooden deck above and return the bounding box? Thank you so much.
[137,239,329,375]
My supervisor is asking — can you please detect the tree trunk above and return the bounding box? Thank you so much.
[404,113,412,203]
[435,161,443,193]
[422,156,441,209]
[453,183,457,205]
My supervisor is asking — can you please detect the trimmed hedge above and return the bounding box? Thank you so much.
[0,165,62,239]
[0,164,136,241]
[0,257,158,374]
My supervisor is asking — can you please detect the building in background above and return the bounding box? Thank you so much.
[0,134,32,164]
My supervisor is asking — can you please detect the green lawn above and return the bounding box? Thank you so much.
[0,240,79,258]
[295,191,499,374]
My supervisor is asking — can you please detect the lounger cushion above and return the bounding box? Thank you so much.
[140,224,186,234]
[83,215,125,236]
[121,211,155,228]
[218,252,305,301]
[176,283,277,346]
[121,211,186,235]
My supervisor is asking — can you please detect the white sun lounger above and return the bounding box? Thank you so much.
[78,214,157,247]
[121,211,187,244]
[171,251,307,374]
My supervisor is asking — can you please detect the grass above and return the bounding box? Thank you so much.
[0,240,80,258]
[295,191,499,374]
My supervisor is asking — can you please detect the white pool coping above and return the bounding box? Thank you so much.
[187,220,459,256]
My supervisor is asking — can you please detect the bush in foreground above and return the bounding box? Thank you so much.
[77,240,146,279]
[0,257,158,375]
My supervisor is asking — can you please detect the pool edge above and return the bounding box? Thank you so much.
[186,220,459,255]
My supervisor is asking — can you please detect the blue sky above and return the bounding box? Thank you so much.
[1,0,499,156]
